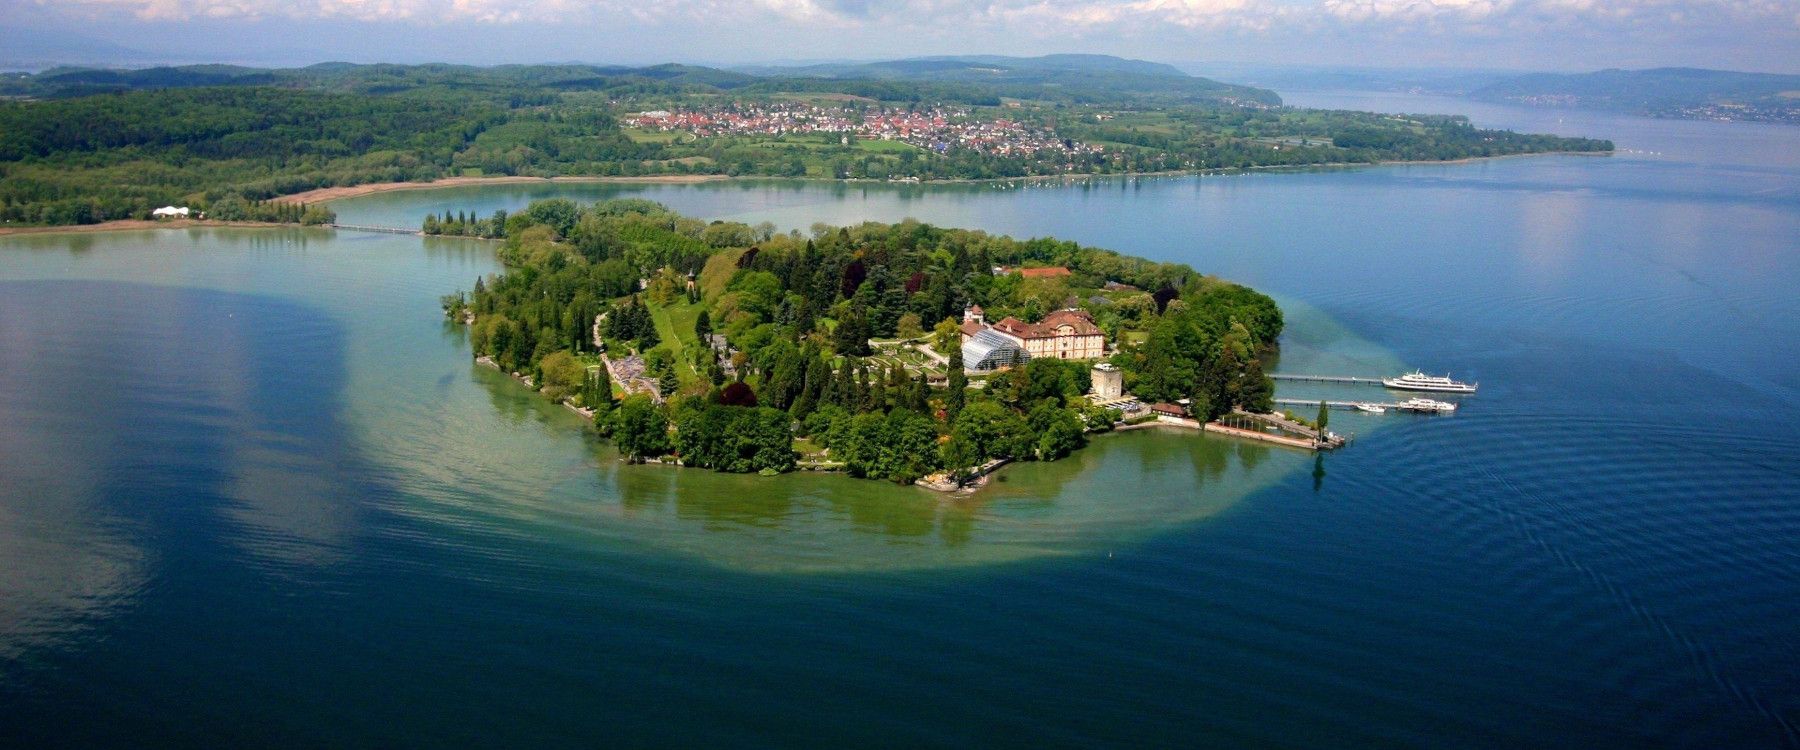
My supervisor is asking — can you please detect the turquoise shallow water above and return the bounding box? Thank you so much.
[2,95,1798,747]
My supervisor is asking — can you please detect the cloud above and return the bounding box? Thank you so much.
[17,0,1800,38]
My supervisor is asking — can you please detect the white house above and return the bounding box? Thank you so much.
[152,206,191,219]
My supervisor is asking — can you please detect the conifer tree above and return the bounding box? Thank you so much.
[946,348,967,420]
[869,369,888,413]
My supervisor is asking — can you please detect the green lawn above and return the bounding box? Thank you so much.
[622,128,685,144]
[647,298,706,383]
[855,139,922,154]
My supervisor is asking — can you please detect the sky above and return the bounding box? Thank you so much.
[3,0,1798,74]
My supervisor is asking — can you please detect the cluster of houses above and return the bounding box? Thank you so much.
[626,103,1102,159]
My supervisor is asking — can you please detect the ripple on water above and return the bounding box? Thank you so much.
[1317,408,1800,745]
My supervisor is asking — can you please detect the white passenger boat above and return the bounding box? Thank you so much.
[1355,403,1387,414]
[1382,371,1478,393]
[1396,398,1457,413]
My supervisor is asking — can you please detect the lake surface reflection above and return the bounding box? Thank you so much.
[3,93,1797,746]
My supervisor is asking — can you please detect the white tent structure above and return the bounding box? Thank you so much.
[962,328,1028,372]
[152,206,191,219]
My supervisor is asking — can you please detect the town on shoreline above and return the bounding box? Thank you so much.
[0,58,1612,229]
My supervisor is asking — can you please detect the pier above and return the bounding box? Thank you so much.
[1273,398,1455,414]
[1268,373,1386,385]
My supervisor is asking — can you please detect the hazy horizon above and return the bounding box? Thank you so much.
[3,0,1797,76]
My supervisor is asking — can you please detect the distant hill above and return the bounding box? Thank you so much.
[733,54,1279,106]
[744,54,1188,80]
[1177,62,1519,98]
[1471,67,1800,124]
[0,62,764,99]
[0,56,1276,107]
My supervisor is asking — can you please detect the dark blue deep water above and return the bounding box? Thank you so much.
[2,95,1797,747]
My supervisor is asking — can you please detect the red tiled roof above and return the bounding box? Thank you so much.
[1017,266,1072,279]
[992,316,1032,337]
[983,309,1102,341]
[1037,309,1102,336]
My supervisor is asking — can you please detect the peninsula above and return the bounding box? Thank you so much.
[0,56,1612,228]
[440,198,1293,487]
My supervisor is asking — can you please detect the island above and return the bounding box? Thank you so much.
[438,198,1327,489]
[0,56,1612,227]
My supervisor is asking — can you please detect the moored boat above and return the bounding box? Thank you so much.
[1382,370,1478,393]
[1396,398,1457,413]
[1355,403,1387,414]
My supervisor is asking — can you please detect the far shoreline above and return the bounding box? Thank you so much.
[269,149,1609,203]
[1,150,1610,239]
[0,218,293,238]
[272,174,732,204]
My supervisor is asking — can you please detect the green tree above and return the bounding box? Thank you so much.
[590,371,617,433]
[673,404,795,473]
[952,401,1033,461]
[610,395,670,461]
[941,433,982,486]
[895,312,924,340]
[932,317,962,356]
[537,350,585,401]
[1136,315,1205,404]
[1028,400,1086,460]
[638,310,661,351]
[945,347,967,421]
[834,309,872,356]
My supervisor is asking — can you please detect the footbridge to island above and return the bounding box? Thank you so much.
[329,223,422,236]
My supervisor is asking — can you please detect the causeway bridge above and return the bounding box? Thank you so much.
[328,223,421,235]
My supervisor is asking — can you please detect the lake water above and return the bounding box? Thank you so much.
[3,94,1798,747]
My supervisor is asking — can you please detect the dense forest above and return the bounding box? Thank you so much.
[442,199,1282,485]
[1,58,1612,226]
